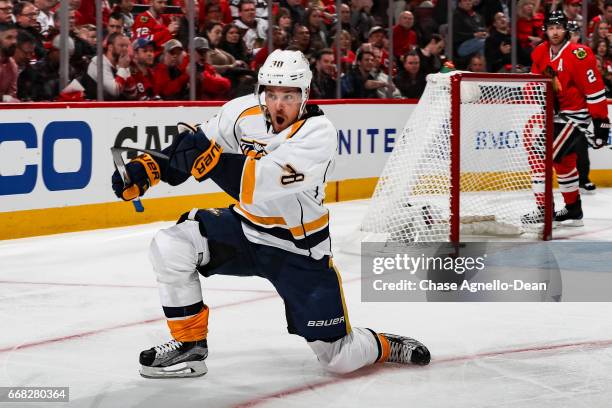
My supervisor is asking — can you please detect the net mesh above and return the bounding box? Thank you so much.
[359,72,549,243]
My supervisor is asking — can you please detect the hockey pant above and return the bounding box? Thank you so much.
[148,207,384,374]
[526,118,585,207]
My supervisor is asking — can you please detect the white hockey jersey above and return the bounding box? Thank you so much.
[202,94,337,260]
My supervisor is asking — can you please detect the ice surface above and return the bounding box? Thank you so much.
[1,190,611,407]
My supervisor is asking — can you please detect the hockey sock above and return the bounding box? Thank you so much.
[554,153,580,205]
[167,304,209,342]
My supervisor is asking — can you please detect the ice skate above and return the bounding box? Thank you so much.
[139,338,208,378]
[380,333,431,365]
[579,182,596,195]
[521,206,546,225]
[554,199,584,227]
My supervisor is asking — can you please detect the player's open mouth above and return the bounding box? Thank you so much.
[276,116,286,126]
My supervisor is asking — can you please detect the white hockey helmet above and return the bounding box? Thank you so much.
[256,49,312,117]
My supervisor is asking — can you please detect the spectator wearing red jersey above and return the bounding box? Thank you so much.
[127,37,159,100]
[132,0,178,51]
[393,11,418,59]
[193,36,230,100]
[153,38,189,100]
[516,0,543,54]
[337,29,356,71]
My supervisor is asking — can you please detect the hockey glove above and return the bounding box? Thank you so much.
[112,154,161,201]
[169,122,223,182]
[589,118,610,149]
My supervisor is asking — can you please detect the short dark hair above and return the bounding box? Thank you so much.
[292,23,308,36]
[238,0,255,11]
[0,22,17,33]
[402,49,420,61]
[14,1,34,17]
[109,12,124,22]
[606,0,612,9]
[356,48,373,62]
[315,48,333,61]
[418,33,442,49]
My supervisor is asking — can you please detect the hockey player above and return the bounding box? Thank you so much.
[111,50,431,378]
[526,10,609,226]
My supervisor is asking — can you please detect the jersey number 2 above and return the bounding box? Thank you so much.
[587,69,597,83]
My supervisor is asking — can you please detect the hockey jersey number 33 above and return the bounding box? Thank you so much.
[202,94,337,260]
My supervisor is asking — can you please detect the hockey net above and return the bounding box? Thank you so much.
[355,72,553,245]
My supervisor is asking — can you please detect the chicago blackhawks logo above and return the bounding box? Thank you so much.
[572,48,587,60]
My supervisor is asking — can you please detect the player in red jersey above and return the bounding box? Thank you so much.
[525,10,610,227]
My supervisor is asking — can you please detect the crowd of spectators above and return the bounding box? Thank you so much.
[1,0,612,102]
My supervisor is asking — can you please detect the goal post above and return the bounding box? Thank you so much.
[357,72,554,245]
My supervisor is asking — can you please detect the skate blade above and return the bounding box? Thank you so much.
[140,360,208,379]
[579,189,596,195]
[553,219,584,228]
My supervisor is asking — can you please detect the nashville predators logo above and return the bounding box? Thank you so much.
[241,138,267,159]
[572,48,587,60]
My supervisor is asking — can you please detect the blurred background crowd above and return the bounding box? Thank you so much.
[0,0,611,102]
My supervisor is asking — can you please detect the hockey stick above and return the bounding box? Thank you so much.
[110,146,171,212]
[110,147,143,212]
[111,146,170,161]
